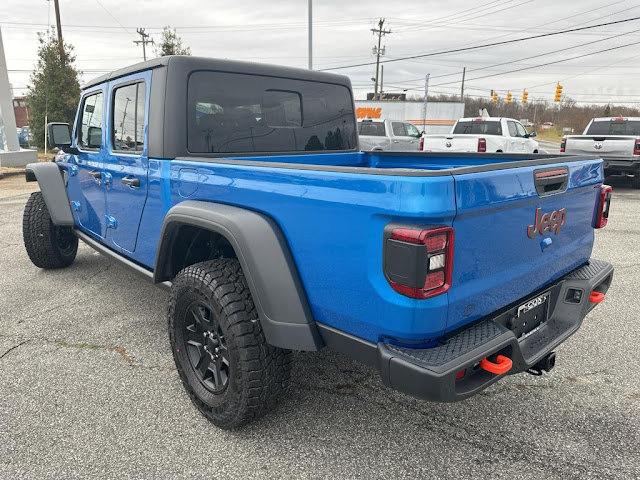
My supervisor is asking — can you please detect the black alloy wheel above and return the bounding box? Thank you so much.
[183,302,230,394]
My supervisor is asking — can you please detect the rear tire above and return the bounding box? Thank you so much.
[168,259,291,429]
[22,191,78,269]
[631,175,640,189]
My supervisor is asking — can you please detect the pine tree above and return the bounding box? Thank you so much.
[603,104,611,117]
[26,31,81,149]
[156,26,191,56]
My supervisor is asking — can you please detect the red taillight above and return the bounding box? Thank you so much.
[420,136,425,150]
[613,117,626,121]
[634,139,640,155]
[594,184,612,228]
[560,136,566,153]
[384,226,454,299]
[477,137,486,153]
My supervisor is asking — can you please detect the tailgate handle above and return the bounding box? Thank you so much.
[534,167,568,196]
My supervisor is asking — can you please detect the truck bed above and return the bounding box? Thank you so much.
[125,150,603,346]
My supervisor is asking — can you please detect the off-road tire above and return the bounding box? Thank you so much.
[168,259,292,429]
[23,191,78,269]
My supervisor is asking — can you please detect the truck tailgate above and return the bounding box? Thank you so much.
[447,158,602,332]
[424,135,479,153]
[565,135,636,156]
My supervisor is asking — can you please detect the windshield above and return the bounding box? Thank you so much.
[585,120,640,136]
[453,121,502,135]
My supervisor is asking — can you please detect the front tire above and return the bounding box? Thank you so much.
[168,259,291,429]
[22,191,78,269]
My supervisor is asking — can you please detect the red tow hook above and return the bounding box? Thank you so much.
[590,291,605,303]
[480,355,513,375]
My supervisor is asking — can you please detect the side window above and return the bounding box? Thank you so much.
[405,123,420,138]
[112,81,146,152]
[78,91,104,150]
[515,122,527,137]
[507,121,518,137]
[392,122,406,136]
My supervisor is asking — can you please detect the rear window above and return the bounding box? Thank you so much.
[585,120,640,136]
[187,71,356,154]
[358,121,385,136]
[453,121,502,136]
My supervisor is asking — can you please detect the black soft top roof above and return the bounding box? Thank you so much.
[83,55,352,89]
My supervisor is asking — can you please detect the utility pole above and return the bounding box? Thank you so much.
[371,18,391,101]
[53,0,65,62]
[134,28,154,61]
[308,0,312,69]
[460,67,466,101]
[380,65,384,98]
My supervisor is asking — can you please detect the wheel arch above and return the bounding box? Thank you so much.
[155,201,324,351]
[24,162,74,226]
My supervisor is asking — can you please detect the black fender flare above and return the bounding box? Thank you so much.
[154,201,324,351]
[25,162,74,226]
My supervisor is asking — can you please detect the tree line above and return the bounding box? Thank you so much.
[411,94,640,134]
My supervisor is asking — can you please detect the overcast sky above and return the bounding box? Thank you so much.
[2,0,640,105]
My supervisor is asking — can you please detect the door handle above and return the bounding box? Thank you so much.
[88,170,102,184]
[122,176,140,188]
[392,140,400,143]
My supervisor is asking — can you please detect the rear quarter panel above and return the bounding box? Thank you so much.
[134,154,457,343]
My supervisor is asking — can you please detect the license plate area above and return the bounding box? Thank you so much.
[512,292,550,339]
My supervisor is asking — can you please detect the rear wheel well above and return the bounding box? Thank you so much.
[168,225,237,279]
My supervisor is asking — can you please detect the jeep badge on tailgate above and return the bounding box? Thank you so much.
[527,207,566,238]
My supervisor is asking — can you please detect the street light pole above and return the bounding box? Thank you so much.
[308,0,312,69]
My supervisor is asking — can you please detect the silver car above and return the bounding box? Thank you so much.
[358,119,422,151]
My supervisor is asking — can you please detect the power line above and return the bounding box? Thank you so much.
[396,0,535,34]
[405,25,640,84]
[429,38,640,88]
[410,1,629,55]
[93,0,136,39]
[390,0,505,30]
[318,16,640,71]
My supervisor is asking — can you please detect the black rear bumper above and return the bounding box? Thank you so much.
[318,258,614,402]
[602,156,640,175]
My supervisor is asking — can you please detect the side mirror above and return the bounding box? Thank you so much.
[529,131,537,138]
[87,126,102,149]
[47,122,72,149]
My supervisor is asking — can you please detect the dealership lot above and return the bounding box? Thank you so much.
[0,175,638,479]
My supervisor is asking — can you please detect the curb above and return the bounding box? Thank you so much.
[0,169,26,179]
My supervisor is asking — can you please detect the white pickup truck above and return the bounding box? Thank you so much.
[422,117,539,154]
[562,117,640,188]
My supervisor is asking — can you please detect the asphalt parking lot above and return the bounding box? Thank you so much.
[1,174,638,479]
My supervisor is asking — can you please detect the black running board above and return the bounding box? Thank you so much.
[74,229,171,291]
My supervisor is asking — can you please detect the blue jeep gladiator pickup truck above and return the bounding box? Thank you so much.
[23,56,614,429]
